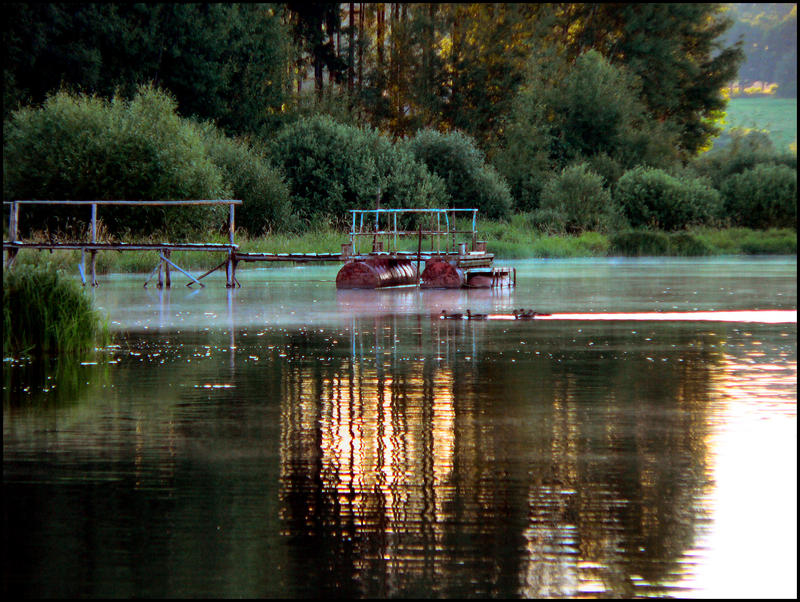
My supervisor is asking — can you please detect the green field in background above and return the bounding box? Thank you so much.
[723,97,797,153]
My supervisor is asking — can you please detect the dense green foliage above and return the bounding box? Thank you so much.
[269,115,447,227]
[405,129,512,218]
[548,4,743,157]
[3,3,293,136]
[1,3,795,246]
[3,86,228,238]
[200,125,297,235]
[3,264,109,357]
[494,50,678,211]
[721,163,797,229]
[613,167,722,231]
[537,164,617,233]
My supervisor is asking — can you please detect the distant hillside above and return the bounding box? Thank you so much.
[724,3,797,97]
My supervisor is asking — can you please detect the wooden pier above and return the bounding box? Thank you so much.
[3,200,240,287]
[4,203,514,289]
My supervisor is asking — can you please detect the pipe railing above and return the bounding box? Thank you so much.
[3,200,242,287]
[348,208,480,255]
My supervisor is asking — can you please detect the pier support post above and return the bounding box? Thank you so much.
[79,248,87,286]
[157,258,164,289]
[164,250,171,288]
[226,251,236,288]
[89,204,98,286]
[90,250,98,286]
[6,201,19,268]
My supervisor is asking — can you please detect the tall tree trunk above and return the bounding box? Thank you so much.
[377,4,384,69]
[451,5,461,114]
[423,3,435,125]
[315,36,324,99]
[391,3,398,119]
[358,3,364,92]
[348,3,355,92]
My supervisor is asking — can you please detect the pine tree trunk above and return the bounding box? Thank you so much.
[358,3,364,92]
[377,4,385,70]
[348,3,355,92]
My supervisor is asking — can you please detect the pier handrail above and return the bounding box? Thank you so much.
[4,199,242,245]
[4,199,243,287]
[4,200,242,205]
[348,207,479,255]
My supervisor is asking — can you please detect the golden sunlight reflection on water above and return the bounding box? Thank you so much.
[279,361,458,543]
[679,350,797,598]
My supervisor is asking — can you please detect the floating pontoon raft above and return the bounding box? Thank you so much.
[336,208,515,289]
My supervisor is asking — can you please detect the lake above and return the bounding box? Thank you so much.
[3,257,796,598]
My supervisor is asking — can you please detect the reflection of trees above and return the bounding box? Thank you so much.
[276,316,723,597]
[2,315,734,597]
[3,355,109,409]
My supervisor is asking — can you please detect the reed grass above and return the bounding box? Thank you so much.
[3,264,110,358]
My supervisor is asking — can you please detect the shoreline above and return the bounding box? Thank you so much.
[3,227,796,274]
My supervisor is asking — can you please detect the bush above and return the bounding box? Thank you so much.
[527,208,567,234]
[3,86,229,239]
[575,231,611,255]
[614,166,722,231]
[269,115,447,227]
[693,128,797,189]
[667,232,712,256]
[609,230,671,256]
[721,163,797,229]
[738,229,797,254]
[3,264,109,357]
[200,126,297,235]
[406,129,513,219]
[539,164,618,233]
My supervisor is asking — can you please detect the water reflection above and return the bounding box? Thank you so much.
[682,342,797,598]
[3,259,796,598]
[272,313,734,597]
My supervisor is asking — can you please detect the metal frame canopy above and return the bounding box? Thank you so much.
[349,208,479,255]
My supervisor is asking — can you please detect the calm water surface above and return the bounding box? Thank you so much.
[3,257,796,598]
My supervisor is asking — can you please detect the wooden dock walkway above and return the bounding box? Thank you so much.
[4,203,512,289]
[3,200,241,287]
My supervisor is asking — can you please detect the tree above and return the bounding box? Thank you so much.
[436,4,543,149]
[3,3,293,136]
[268,115,447,226]
[548,3,744,157]
[285,3,346,97]
[406,129,512,218]
[3,86,228,238]
[493,49,678,211]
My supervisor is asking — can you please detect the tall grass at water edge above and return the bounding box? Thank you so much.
[3,264,110,358]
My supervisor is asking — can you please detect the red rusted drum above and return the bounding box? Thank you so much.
[466,273,493,288]
[420,258,465,288]
[336,257,418,289]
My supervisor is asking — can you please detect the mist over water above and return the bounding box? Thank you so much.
[3,257,796,598]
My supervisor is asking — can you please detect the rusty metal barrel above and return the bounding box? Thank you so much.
[420,257,465,288]
[336,257,417,289]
